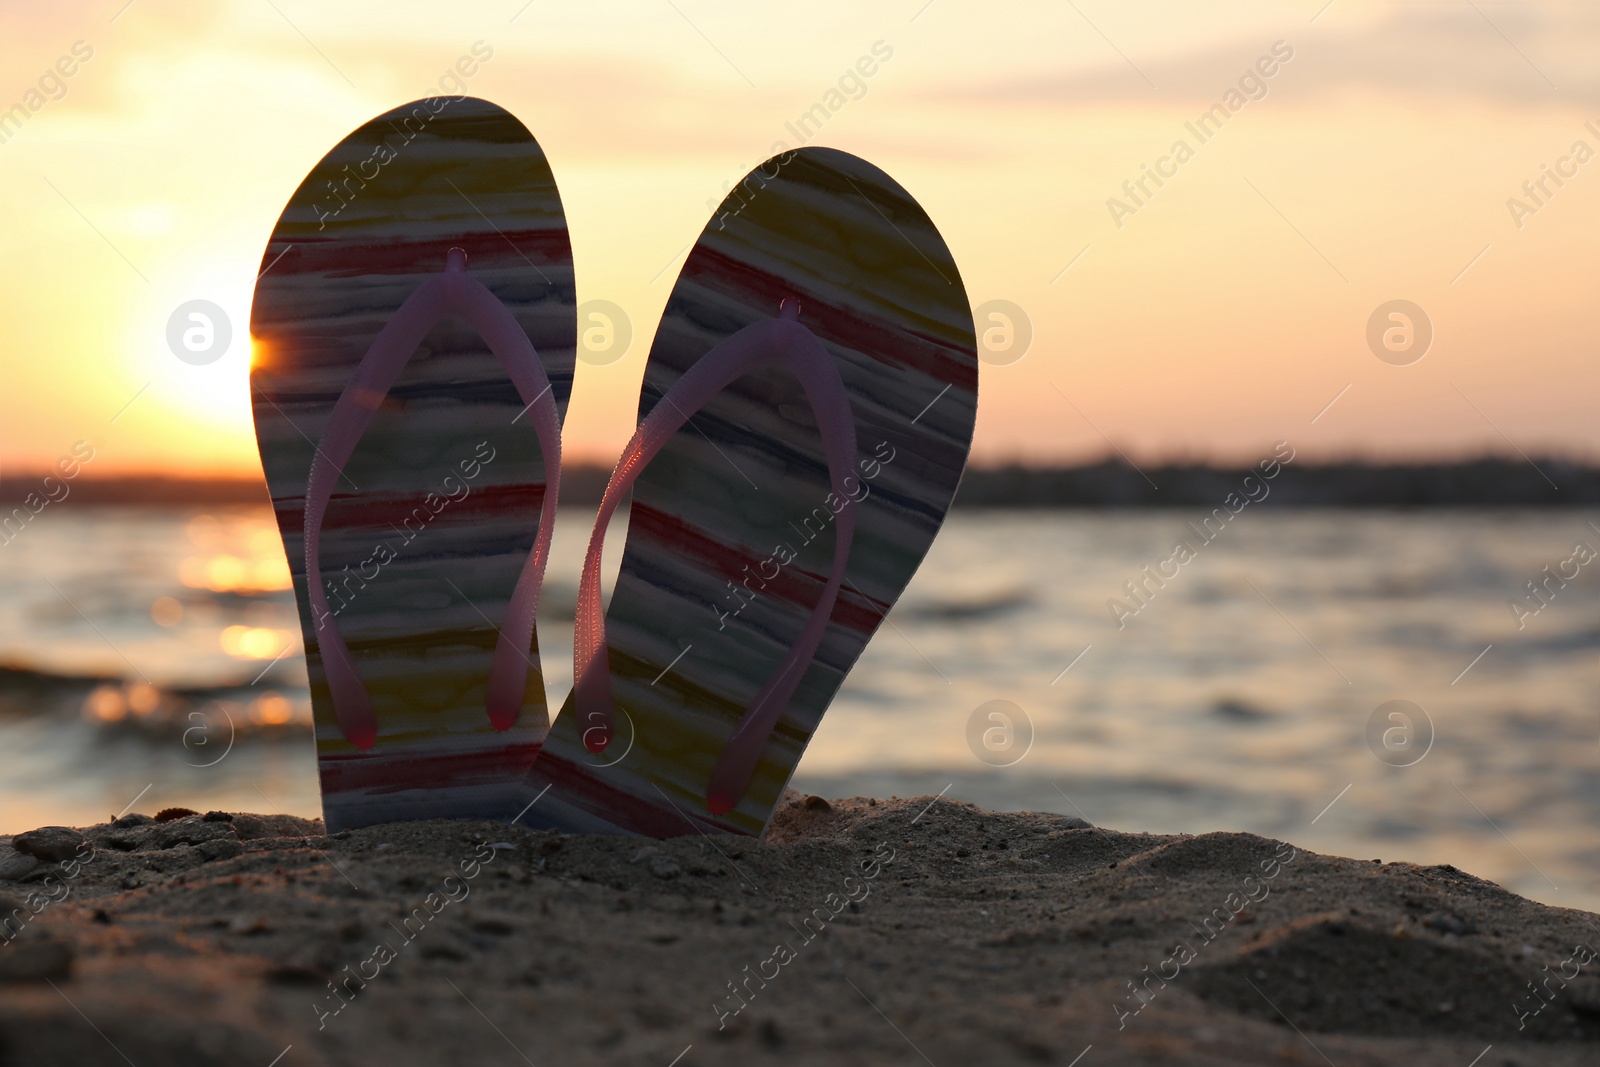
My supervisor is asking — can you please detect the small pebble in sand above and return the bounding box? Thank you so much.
[1422,910,1477,936]
[10,827,86,864]
[629,846,681,879]
[154,808,197,823]
[0,853,40,881]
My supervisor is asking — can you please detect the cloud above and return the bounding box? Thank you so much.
[929,7,1597,112]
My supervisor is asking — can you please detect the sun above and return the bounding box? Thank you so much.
[134,254,260,436]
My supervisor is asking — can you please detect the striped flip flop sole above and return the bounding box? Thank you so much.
[250,98,574,831]
[524,147,976,837]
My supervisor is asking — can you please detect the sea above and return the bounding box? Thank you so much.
[1,505,1595,913]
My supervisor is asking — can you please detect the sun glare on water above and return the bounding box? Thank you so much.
[180,513,292,594]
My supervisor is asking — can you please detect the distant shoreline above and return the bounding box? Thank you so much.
[0,458,1595,508]
[950,458,1598,508]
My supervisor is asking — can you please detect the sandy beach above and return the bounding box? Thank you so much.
[5,4,1599,1066]
[1,793,1595,1066]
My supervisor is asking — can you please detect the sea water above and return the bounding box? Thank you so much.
[0,505,1593,912]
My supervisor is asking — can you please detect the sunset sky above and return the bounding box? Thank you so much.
[1,0,1596,476]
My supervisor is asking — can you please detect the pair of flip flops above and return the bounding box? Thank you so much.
[250,98,977,838]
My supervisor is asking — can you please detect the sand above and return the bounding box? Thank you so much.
[0,794,1596,1066]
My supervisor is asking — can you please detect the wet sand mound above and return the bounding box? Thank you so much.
[1191,911,1600,1043]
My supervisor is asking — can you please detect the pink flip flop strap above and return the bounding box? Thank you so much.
[573,300,858,814]
[304,248,562,750]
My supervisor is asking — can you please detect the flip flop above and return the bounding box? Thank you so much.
[521,147,977,837]
[250,97,574,831]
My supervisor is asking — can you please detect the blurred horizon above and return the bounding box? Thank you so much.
[2,1,1598,476]
[2,453,1598,510]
